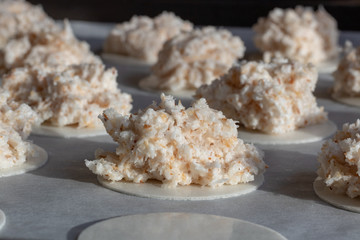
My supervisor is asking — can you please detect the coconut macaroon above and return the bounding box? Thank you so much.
[0,89,39,169]
[0,0,57,48]
[2,63,132,128]
[333,43,360,97]
[0,20,100,74]
[317,120,360,198]
[253,6,338,66]
[139,27,245,92]
[103,12,193,63]
[85,94,265,188]
[195,58,327,134]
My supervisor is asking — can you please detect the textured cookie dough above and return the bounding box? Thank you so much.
[139,27,245,91]
[333,42,360,98]
[2,63,132,129]
[103,12,193,63]
[85,94,265,188]
[195,58,327,135]
[317,120,360,199]
[253,6,338,66]
[0,0,57,48]
[0,20,100,74]
[0,90,39,170]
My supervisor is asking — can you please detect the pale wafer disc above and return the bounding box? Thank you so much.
[0,144,48,177]
[238,120,337,145]
[78,212,287,240]
[32,124,107,138]
[0,209,5,230]
[313,177,360,213]
[101,53,153,66]
[97,174,264,201]
[332,95,360,107]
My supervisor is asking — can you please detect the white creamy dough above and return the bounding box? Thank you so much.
[0,143,48,177]
[31,124,107,138]
[238,120,337,145]
[97,174,264,200]
[314,177,360,213]
[78,212,287,240]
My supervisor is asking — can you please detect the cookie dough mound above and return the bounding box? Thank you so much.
[85,94,265,188]
[333,42,360,97]
[2,63,132,128]
[104,12,193,63]
[195,58,327,134]
[253,6,338,65]
[0,0,57,48]
[140,27,245,91]
[0,89,39,169]
[317,120,360,198]
[0,20,100,74]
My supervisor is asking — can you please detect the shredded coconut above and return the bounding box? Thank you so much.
[104,12,193,63]
[333,42,360,97]
[140,27,245,91]
[2,63,132,128]
[0,0,57,48]
[253,6,338,65]
[85,94,265,188]
[0,20,100,74]
[195,58,327,134]
[317,119,360,198]
[0,89,39,169]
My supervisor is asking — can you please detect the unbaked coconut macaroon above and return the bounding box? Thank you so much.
[139,27,245,96]
[195,58,336,145]
[0,0,57,48]
[253,6,339,72]
[85,94,265,200]
[0,89,48,177]
[0,20,100,74]
[314,120,360,213]
[332,42,360,106]
[103,12,193,65]
[2,63,132,138]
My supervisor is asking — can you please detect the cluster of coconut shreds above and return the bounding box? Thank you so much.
[140,27,245,91]
[253,6,338,65]
[104,11,193,63]
[86,94,265,188]
[0,90,39,169]
[0,1,132,128]
[318,120,360,198]
[195,58,327,134]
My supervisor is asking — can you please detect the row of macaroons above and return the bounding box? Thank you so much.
[0,0,355,194]
[0,1,358,193]
[1,79,360,201]
[102,5,341,93]
[1,2,359,238]
[1,0,359,137]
